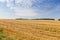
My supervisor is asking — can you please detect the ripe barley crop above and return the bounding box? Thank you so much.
[0,20,60,40]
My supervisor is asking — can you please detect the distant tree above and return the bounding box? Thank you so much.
[58,19,60,21]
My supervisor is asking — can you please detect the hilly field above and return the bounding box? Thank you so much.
[0,20,60,40]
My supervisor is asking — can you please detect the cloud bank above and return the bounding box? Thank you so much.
[0,0,60,19]
[13,0,60,19]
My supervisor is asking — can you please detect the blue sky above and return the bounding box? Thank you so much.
[0,0,60,19]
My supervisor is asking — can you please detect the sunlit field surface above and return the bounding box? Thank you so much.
[0,20,60,40]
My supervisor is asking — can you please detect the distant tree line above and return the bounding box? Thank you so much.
[16,18,29,20]
[16,18,55,20]
[31,18,55,20]
[16,18,60,21]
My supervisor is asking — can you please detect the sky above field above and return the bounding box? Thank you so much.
[0,0,60,19]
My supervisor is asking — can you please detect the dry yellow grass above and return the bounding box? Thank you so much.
[0,20,60,40]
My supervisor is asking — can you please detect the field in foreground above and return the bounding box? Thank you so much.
[0,20,60,40]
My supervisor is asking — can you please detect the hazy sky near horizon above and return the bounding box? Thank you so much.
[0,0,60,19]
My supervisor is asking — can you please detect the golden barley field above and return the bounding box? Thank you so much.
[0,20,60,40]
